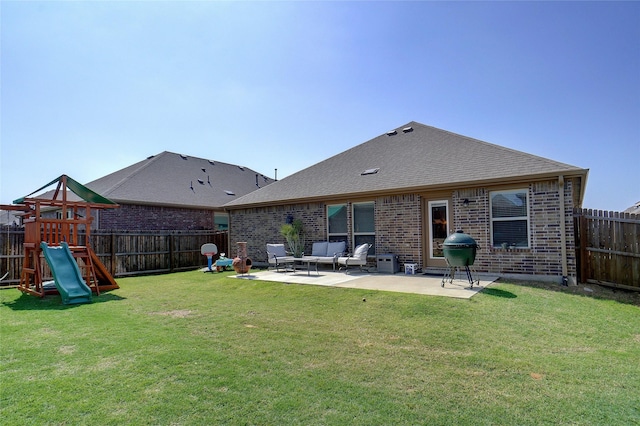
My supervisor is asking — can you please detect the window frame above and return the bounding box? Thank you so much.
[352,201,375,255]
[214,212,229,231]
[428,199,449,259]
[327,203,348,243]
[489,188,530,249]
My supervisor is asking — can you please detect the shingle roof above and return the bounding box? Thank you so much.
[85,151,275,209]
[623,201,640,215]
[225,121,588,208]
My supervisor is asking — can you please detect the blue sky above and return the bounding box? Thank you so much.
[1,1,638,211]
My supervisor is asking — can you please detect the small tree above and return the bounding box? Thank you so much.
[280,219,305,257]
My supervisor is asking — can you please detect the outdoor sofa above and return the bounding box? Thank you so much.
[302,241,346,271]
[267,241,347,272]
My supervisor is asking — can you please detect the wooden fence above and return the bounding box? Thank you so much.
[0,229,228,286]
[574,208,640,290]
[4,210,638,290]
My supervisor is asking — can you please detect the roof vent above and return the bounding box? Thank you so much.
[208,160,215,165]
[224,190,235,196]
[180,154,188,160]
[197,179,205,185]
[201,168,206,173]
[402,126,413,133]
[361,168,380,176]
[386,130,397,136]
[147,155,155,159]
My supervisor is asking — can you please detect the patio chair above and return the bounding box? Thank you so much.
[337,243,372,274]
[266,243,295,272]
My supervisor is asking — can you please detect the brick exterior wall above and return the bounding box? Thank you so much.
[229,203,326,263]
[228,177,578,280]
[453,179,577,278]
[376,194,422,266]
[97,204,216,231]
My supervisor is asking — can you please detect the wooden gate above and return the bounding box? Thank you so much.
[574,208,640,290]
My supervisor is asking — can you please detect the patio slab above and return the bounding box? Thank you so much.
[231,269,498,299]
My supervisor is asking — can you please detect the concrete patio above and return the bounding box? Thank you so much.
[231,268,499,299]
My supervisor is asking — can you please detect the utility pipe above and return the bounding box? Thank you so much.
[558,175,568,285]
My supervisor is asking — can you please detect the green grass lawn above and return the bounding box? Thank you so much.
[1,270,639,425]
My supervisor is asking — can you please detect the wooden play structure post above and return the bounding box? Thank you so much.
[2,175,120,298]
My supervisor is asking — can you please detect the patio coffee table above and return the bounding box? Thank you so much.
[293,257,319,276]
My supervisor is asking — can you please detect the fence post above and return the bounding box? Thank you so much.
[579,212,588,284]
[169,233,174,272]
[110,233,116,276]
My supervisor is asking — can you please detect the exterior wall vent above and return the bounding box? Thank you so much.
[402,126,413,133]
[361,168,380,175]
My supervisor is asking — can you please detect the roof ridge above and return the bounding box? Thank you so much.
[162,150,265,174]
[409,122,580,169]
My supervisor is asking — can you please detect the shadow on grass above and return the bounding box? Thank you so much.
[497,279,640,307]
[2,291,126,311]
[480,288,517,298]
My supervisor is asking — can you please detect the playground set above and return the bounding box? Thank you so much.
[2,175,119,304]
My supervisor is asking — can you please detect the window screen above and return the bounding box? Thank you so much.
[353,202,375,255]
[490,190,529,248]
[328,204,348,241]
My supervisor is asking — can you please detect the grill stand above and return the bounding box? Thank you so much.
[441,259,479,289]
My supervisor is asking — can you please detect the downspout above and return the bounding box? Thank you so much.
[558,175,568,285]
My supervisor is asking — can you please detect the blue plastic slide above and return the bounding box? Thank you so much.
[40,242,92,305]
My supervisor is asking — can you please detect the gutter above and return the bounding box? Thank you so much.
[224,170,590,210]
[559,175,569,285]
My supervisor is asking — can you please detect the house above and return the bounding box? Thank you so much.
[83,151,276,230]
[224,121,589,284]
[0,210,21,227]
[623,202,640,215]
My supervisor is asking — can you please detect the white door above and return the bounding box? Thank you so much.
[426,199,450,268]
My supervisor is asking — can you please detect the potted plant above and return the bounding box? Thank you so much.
[280,219,305,258]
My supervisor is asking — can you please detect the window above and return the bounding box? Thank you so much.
[353,202,375,255]
[490,189,529,248]
[56,210,74,219]
[327,204,348,242]
[327,202,376,255]
[214,212,229,231]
